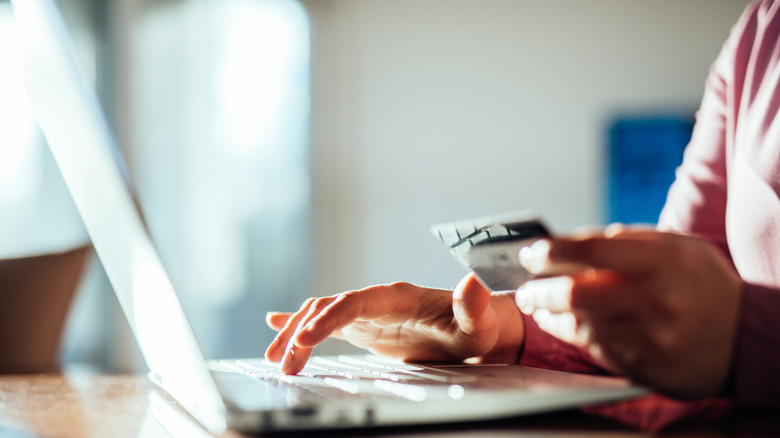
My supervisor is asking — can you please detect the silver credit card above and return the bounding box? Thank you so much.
[431,211,551,291]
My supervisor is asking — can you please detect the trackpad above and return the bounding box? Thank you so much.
[212,371,312,411]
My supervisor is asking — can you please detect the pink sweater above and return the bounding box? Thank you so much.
[520,0,780,407]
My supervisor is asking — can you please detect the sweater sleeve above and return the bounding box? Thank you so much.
[655,2,744,254]
[657,2,780,407]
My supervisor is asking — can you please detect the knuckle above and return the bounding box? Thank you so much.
[381,281,414,293]
[338,289,362,300]
[649,330,681,356]
[298,297,317,311]
[310,297,332,311]
[388,281,412,288]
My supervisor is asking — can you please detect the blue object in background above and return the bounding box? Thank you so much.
[607,116,694,224]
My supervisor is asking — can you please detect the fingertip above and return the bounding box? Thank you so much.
[264,339,284,362]
[453,272,487,300]
[514,286,535,313]
[453,273,491,329]
[604,222,627,237]
[280,349,295,374]
[266,312,289,330]
[280,347,310,375]
[519,239,551,274]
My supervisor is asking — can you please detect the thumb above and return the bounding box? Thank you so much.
[452,272,492,335]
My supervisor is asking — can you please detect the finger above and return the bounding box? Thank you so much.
[518,269,636,317]
[568,270,637,316]
[266,312,291,331]
[280,343,314,375]
[293,289,391,347]
[603,222,655,237]
[516,276,573,313]
[519,239,590,276]
[571,223,656,239]
[532,308,583,344]
[267,310,347,340]
[547,235,666,275]
[521,229,668,276]
[295,283,431,347]
[291,296,338,347]
[280,296,341,374]
[452,273,492,335]
[264,298,318,362]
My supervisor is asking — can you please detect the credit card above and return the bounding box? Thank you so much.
[431,211,551,291]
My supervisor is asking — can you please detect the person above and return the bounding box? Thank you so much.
[265,0,780,408]
[0,247,90,373]
[0,78,90,373]
[0,146,90,373]
[0,1,92,374]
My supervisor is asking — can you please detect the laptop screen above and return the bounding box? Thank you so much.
[12,0,228,432]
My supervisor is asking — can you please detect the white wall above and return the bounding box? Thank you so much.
[302,0,752,298]
[57,0,755,366]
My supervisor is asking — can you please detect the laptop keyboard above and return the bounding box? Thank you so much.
[217,355,479,403]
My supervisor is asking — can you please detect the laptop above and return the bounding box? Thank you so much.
[12,0,646,434]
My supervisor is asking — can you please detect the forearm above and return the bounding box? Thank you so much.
[0,246,91,373]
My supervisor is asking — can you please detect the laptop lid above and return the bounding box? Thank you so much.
[11,0,229,433]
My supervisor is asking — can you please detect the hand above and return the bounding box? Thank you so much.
[519,227,742,399]
[265,273,525,374]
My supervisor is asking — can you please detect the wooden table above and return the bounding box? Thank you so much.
[0,373,153,438]
[0,373,776,438]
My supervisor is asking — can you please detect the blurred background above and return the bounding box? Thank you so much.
[0,0,752,372]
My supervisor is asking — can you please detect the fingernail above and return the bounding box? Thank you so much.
[452,274,473,300]
[604,223,626,237]
[519,239,550,274]
[515,286,536,313]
